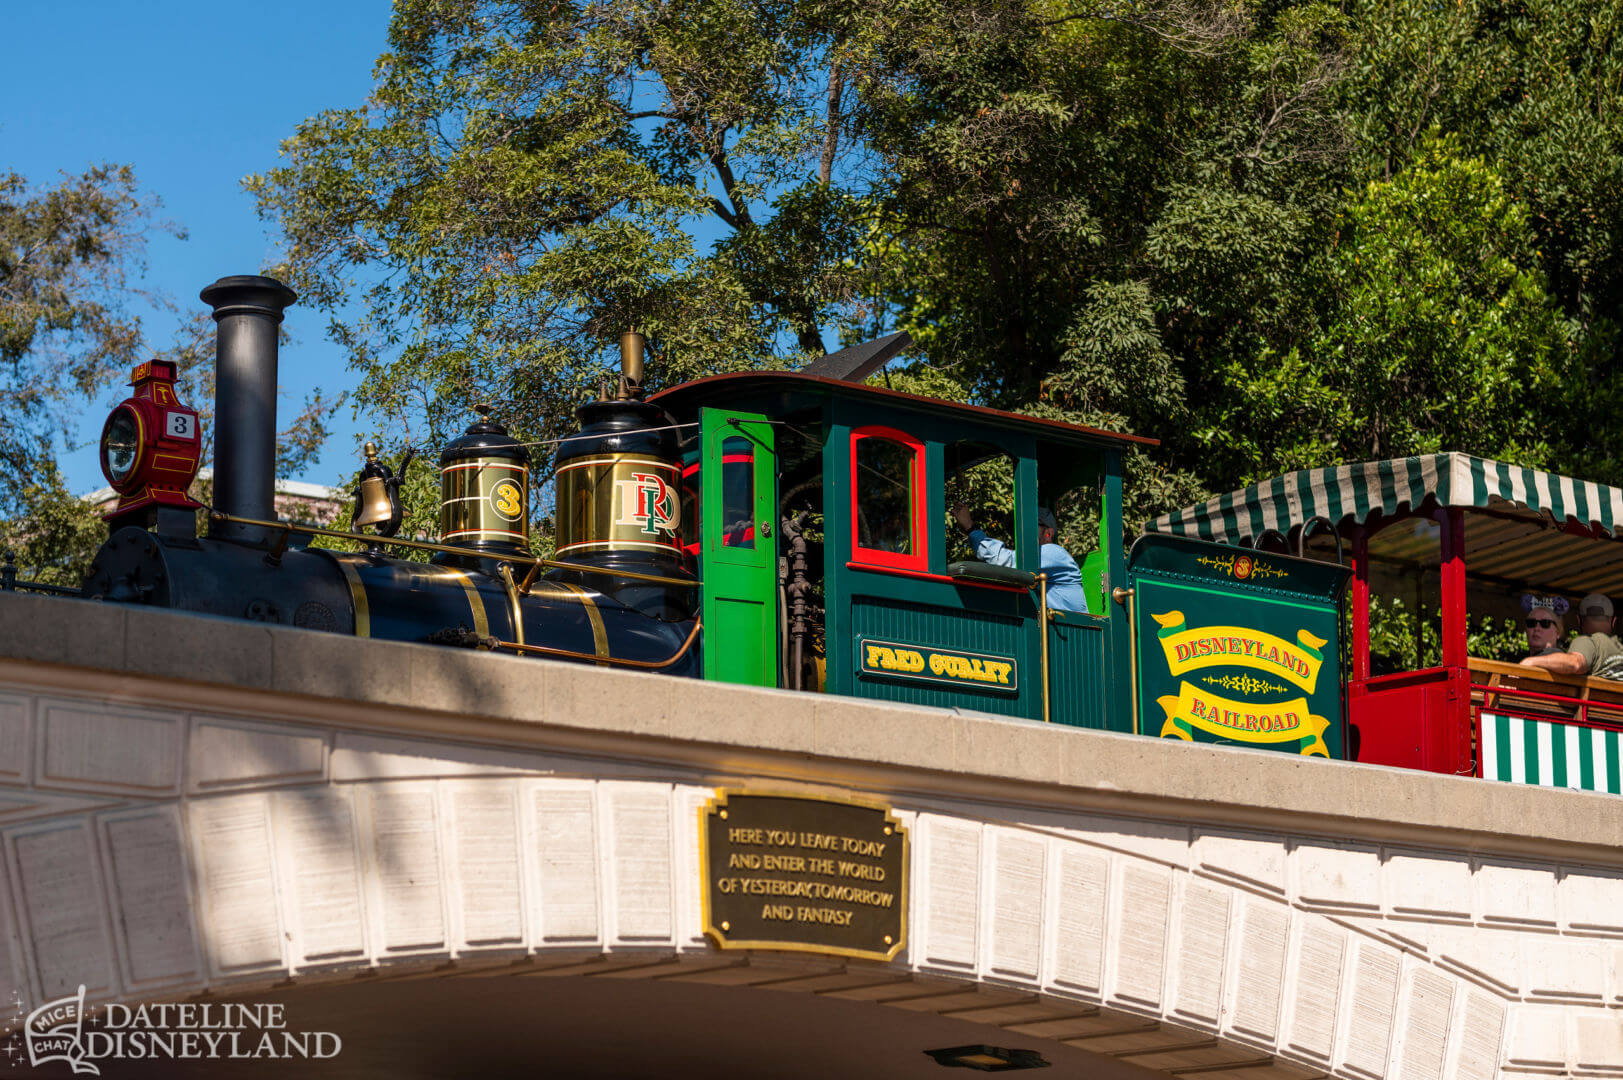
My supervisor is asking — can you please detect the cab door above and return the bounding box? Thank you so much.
[700,408,779,686]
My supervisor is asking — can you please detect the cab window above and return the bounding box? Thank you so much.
[851,427,925,570]
[719,436,755,547]
[682,438,759,554]
[945,440,1019,567]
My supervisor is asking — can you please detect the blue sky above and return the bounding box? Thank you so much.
[7,0,395,495]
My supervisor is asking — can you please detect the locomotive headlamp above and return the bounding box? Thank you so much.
[101,407,141,484]
[97,359,203,526]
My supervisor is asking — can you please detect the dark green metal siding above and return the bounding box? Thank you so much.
[1048,615,1109,728]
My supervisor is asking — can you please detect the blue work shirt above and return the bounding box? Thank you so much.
[966,530,1090,613]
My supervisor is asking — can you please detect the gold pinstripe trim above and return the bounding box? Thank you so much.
[442,528,529,541]
[441,568,490,639]
[555,456,674,471]
[336,558,370,637]
[556,539,682,555]
[558,582,610,664]
[440,461,530,473]
[395,563,494,641]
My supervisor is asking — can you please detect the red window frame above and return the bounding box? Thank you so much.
[849,425,927,572]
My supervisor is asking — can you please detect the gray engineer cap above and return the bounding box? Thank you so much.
[1037,507,1058,531]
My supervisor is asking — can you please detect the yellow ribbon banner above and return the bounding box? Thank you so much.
[1157,682,1331,756]
[1152,611,1328,695]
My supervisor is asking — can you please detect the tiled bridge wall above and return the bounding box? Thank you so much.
[0,592,1620,1078]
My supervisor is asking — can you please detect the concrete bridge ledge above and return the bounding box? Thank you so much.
[5,592,1621,867]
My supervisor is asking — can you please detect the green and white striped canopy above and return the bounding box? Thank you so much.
[1149,453,1623,546]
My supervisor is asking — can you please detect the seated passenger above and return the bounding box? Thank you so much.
[1519,594,1568,659]
[951,501,1089,613]
[1520,592,1622,676]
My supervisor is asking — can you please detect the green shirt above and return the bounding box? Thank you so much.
[1569,632,1623,674]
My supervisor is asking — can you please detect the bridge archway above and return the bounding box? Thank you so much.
[1,756,1507,1079]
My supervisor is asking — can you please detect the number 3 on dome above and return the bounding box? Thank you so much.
[166,412,197,439]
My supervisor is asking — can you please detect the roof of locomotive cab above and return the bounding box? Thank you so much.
[648,371,1159,450]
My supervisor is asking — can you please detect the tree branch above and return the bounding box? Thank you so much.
[709,197,739,229]
[698,124,753,230]
[820,62,844,185]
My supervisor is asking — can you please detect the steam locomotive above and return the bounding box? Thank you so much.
[50,275,1355,761]
[83,276,700,675]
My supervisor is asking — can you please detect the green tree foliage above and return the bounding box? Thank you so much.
[1339,0,1623,477]
[0,166,156,503]
[1206,140,1570,478]
[0,165,162,583]
[0,167,335,585]
[1356,595,1524,672]
[861,0,1352,524]
[251,0,1623,539]
[248,0,884,460]
[1,465,114,587]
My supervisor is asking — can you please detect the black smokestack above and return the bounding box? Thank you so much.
[199,275,297,545]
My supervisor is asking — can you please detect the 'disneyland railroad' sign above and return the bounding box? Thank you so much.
[1128,534,1350,759]
[700,791,908,961]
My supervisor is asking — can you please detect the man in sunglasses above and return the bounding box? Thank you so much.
[1520,592,1622,677]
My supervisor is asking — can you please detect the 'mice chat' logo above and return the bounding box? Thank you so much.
[26,984,97,1075]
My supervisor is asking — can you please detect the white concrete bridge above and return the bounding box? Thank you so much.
[0,590,1619,1078]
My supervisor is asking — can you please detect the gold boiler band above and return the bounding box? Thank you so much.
[555,454,683,558]
[440,459,530,545]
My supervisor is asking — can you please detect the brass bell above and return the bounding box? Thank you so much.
[351,441,414,537]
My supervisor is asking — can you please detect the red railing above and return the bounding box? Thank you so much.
[1469,682,1623,734]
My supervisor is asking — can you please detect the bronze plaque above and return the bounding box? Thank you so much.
[700,791,908,961]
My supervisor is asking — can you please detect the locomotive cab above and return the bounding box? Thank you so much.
[655,373,1153,730]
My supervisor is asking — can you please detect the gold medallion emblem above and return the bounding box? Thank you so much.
[490,479,524,521]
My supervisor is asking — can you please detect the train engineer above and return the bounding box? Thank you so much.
[951,501,1089,613]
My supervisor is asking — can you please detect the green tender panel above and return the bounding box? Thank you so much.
[1479,711,1623,793]
[1048,615,1109,728]
[1129,534,1348,759]
[851,597,1025,716]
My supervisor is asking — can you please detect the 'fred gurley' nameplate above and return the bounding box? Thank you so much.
[699,791,908,961]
